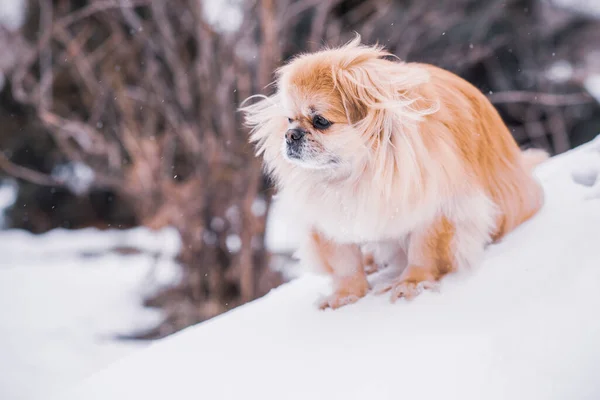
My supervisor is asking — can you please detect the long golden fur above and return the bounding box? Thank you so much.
[241,35,547,309]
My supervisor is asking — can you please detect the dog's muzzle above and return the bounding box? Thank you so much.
[285,128,306,157]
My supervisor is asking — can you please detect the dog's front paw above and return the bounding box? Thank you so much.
[375,278,439,302]
[317,276,369,310]
[316,293,361,310]
[317,269,369,310]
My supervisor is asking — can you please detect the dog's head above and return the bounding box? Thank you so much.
[241,35,438,184]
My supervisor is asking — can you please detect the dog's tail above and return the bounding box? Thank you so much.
[521,148,549,172]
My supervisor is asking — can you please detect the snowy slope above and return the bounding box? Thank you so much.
[53,136,600,400]
[0,228,181,400]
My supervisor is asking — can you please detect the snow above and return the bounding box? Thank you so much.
[0,179,17,228]
[548,0,600,18]
[0,227,181,400]
[50,135,600,400]
[225,234,242,253]
[202,0,244,34]
[545,60,574,83]
[0,0,26,31]
[584,74,600,103]
[0,226,181,263]
[51,162,96,196]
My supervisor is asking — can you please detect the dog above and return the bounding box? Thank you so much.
[241,35,548,309]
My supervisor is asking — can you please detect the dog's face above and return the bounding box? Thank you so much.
[280,99,341,170]
[277,65,366,171]
[242,36,438,184]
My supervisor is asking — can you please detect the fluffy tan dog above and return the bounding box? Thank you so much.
[241,36,547,309]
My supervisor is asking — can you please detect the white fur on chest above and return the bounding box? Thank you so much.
[280,182,440,244]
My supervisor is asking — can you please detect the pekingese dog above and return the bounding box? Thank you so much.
[241,35,547,309]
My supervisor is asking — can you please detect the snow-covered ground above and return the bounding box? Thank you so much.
[0,0,598,395]
[1,138,599,400]
[45,135,600,400]
[0,227,181,400]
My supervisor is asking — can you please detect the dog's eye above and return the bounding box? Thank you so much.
[312,115,332,130]
[287,117,293,124]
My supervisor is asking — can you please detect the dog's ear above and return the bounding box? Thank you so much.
[329,42,393,125]
[332,72,369,124]
[331,55,439,148]
[332,58,436,121]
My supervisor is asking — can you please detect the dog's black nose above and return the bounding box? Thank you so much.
[285,128,306,143]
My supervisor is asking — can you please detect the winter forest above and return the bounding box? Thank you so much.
[1,1,599,399]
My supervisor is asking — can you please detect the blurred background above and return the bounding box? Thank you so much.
[0,0,598,398]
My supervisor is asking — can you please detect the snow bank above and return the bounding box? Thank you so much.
[0,228,181,400]
[52,136,600,400]
[0,226,181,265]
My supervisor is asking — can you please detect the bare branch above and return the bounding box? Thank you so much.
[0,152,60,187]
[57,0,152,28]
[38,0,54,111]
